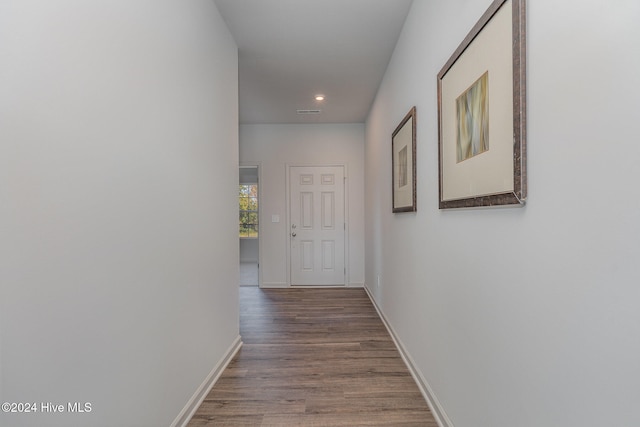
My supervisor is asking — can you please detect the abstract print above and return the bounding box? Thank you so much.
[456,71,489,162]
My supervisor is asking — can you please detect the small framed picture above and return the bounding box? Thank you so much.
[392,106,417,213]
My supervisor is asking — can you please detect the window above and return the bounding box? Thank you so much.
[239,184,258,238]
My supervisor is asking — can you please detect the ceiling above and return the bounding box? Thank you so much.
[214,0,413,124]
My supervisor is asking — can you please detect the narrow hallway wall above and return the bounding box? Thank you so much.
[0,1,239,425]
[365,1,640,426]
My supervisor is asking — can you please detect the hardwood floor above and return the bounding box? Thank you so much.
[188,287,438,426]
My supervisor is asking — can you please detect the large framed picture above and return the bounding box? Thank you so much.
[437,0,526,209]
[392,106,417,213]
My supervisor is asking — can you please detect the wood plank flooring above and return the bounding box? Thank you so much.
[188,287,438,426]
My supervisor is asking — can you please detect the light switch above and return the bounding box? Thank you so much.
[271,214,280,223]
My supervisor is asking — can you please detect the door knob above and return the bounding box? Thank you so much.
[291,232,297,237]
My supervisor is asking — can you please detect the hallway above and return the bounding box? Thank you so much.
[188,287,438,426]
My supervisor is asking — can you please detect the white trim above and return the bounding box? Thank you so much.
[364,286,453,427]
[239,162,263,287]
[285,164,292,286]
[260,282,288,288]
[347,282,365,288]
[343,170,350,287]
[290,285,345,289]
[171,336,243,427]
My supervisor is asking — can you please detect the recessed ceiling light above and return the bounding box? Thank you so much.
[315,94,325,101]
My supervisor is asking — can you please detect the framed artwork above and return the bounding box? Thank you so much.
[392,106,417,213]
[437,0,526,209]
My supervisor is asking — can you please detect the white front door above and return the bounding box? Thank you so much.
[289,166,345,286]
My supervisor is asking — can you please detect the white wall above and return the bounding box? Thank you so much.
[241,124,365,287]
[0,1,239,426]
[365,1,640,427]
[240,239,259,263]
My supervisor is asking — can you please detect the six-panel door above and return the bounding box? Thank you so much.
[289,166,345,286]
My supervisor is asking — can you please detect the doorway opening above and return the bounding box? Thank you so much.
[239,165,260,286]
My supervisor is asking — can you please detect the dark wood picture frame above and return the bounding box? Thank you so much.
[392,106,417,213]
[437,0,526,209]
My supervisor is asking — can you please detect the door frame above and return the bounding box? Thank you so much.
[240,162,262,288]
[285,163,349,287]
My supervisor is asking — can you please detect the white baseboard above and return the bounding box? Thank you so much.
[260,282,288,288]
[171,336,242,427]
[261,282,364,288]
[363,286,453,427]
